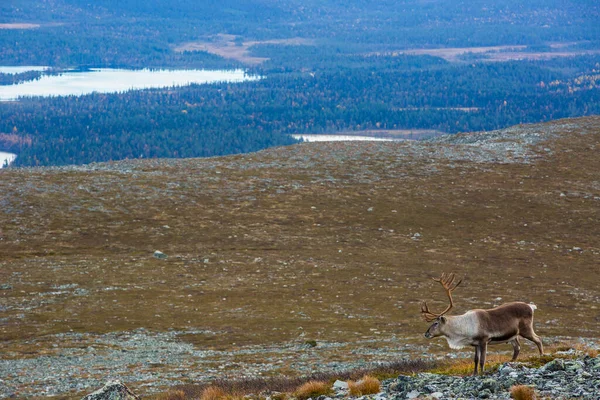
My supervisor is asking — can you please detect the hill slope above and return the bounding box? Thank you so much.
[1,116,599,397]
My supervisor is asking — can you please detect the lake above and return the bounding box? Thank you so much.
[0,151,16,168]
[0,67,258,101]
[292,134,403,142]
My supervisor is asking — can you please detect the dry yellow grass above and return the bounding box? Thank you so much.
[430,352,510,376]
[155,390,186,400]
[348,375,381,396]
[293,381,332,400]
[510,385,537,400]
[200,386,228,400]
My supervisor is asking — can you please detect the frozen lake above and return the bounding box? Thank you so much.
[0,67,258,101]
[0,151,16,168]
[292,134,403,142]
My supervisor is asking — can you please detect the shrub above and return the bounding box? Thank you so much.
[293,380,332,400]
[510,385,537,400]
[348,375,381,396]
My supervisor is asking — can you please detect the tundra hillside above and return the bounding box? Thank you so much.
[1,116,599,398]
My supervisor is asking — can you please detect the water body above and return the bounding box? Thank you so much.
[0,68,258,101]
[292,134,403,142]
[0,151,16,168]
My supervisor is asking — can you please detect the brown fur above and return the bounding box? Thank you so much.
[424,302,543,374]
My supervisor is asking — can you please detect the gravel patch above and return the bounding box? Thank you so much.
[0,329,425,398]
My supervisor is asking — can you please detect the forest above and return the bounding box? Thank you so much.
[1,0,600,166]
[2,54,599,167]
[2,0,599,67]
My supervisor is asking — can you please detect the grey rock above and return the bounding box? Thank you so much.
[81,380,140,400]
[333,380,349,390]
[565,360,584,373]
[479,378,500,393]
[406,390,421,399]
[542,358,565,372]
[153,250,168,259]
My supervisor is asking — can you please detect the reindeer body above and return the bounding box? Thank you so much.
[421,274,544,374]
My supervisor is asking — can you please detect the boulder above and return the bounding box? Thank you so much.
[81,380,141,400]
[333,379,349,390]
[153,250,168,259]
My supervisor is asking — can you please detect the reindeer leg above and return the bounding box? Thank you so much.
[479,341,488,374]
[521,330,544,356]
[531,334,544,356]
[473,345,480,375]
[511,337,521,361]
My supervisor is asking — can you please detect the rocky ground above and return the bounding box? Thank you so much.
[77,353,600,399]
[2,116,600,398]
[308,354,600,400]
[380,355,600,400]
[0,328,429,398]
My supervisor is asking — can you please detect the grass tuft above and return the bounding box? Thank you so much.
[293,380,332,400]
[348,375,381,396]
[200,386,229,400]
[155,390,186,400]
[510,385,537,400]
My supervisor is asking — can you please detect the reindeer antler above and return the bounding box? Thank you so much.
[421,272,462,322]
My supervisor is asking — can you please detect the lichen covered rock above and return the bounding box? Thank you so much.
[81,380,141,400]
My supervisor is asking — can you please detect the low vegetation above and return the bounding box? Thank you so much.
[155,390,186,400]
[347,375,381,396]
[157,359,432,400]
[146,340,597,399]
[2,117,600,398]
[293,380,332,400]
[510,385,537,400]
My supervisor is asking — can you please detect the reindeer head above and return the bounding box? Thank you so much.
[424,316,448,338]
[421,272,461,338]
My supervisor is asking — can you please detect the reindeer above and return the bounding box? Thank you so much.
[421,273,543,375]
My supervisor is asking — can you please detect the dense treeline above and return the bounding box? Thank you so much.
[0,71,43,85]
[2,55,599,167]
[1,0,599,67]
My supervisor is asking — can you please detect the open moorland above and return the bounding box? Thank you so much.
[174,34,315,65]
[393,44,600,63]
[1,117,600,398]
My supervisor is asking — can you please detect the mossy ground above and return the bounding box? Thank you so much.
[1,117,600,398]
